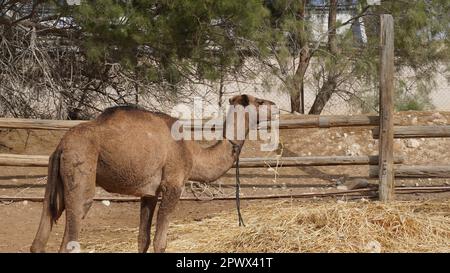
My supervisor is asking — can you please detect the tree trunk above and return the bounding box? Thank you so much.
[308,0,338,115]
[218,74,224,108]
[290,0,309,114]
[309,79,336,114]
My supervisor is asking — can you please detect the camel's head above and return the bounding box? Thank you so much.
[225,94,278,147]
[228,94,278,125]
[229,94,275,107]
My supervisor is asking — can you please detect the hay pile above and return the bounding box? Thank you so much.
[86,200,450,253]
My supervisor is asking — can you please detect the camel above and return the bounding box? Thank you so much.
[30,94,276,253]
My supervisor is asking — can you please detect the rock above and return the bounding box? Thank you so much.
[431,112,444,119]
[23,200,28,205]
[428,112,447,125]
[335,132,342,138]
[345,143,362,156]
[410,116,418,125]
[340,178,369,190]
[405,139,420,148]
[102,200,111,206]
[333,176,346,186]
[337,185,348,190]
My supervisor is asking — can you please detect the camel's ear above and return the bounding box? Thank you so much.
[255,98,265,105]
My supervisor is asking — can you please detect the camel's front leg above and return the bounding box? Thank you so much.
[138,195,158,253]
[153,183,183,253]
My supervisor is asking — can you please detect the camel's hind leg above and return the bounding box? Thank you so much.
[153,179,184,253]
[138,195,158,253]
[58,149,97,253]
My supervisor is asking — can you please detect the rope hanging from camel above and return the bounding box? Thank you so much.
[233,143,245,227]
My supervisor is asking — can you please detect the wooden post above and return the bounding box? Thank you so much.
[378,14,395,201]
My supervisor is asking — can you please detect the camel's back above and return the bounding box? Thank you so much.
[60,105,185,167]
[93,106,182,153]
[96,105,177,128]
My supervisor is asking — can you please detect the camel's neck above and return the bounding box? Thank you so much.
[188,139,238,182]
[188,110,250,182]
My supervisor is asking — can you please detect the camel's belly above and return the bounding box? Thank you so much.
[95,153,163,197]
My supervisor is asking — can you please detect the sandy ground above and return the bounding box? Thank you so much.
[0,199,245,252]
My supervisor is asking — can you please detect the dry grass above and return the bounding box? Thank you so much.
[85,200,450,253]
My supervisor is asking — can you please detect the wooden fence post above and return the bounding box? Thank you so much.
[378,14,395,201]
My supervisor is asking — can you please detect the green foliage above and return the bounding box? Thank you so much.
[394,79,434,111]
[396,99,426,111]
[73,0,269,85]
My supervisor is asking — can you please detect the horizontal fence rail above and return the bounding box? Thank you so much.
[0,154,49,167]
[0,154,404,168]
[0,115,382,131]
[235,155,404,168]
[1,186,449,203]
[372,125,450,138]
[369,165,450,178]
[0,118,86,130]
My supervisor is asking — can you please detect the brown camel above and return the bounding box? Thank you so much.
[30,94,276,253]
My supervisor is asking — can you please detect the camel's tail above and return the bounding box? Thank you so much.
[30,147,65,252]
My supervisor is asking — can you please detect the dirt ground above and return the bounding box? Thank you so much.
[0,111,449,252]
[0,198,249,252]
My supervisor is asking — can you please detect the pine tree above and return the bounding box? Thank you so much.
[74,0,270,87]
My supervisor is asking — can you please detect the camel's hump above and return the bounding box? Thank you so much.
[97,105,175,124]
